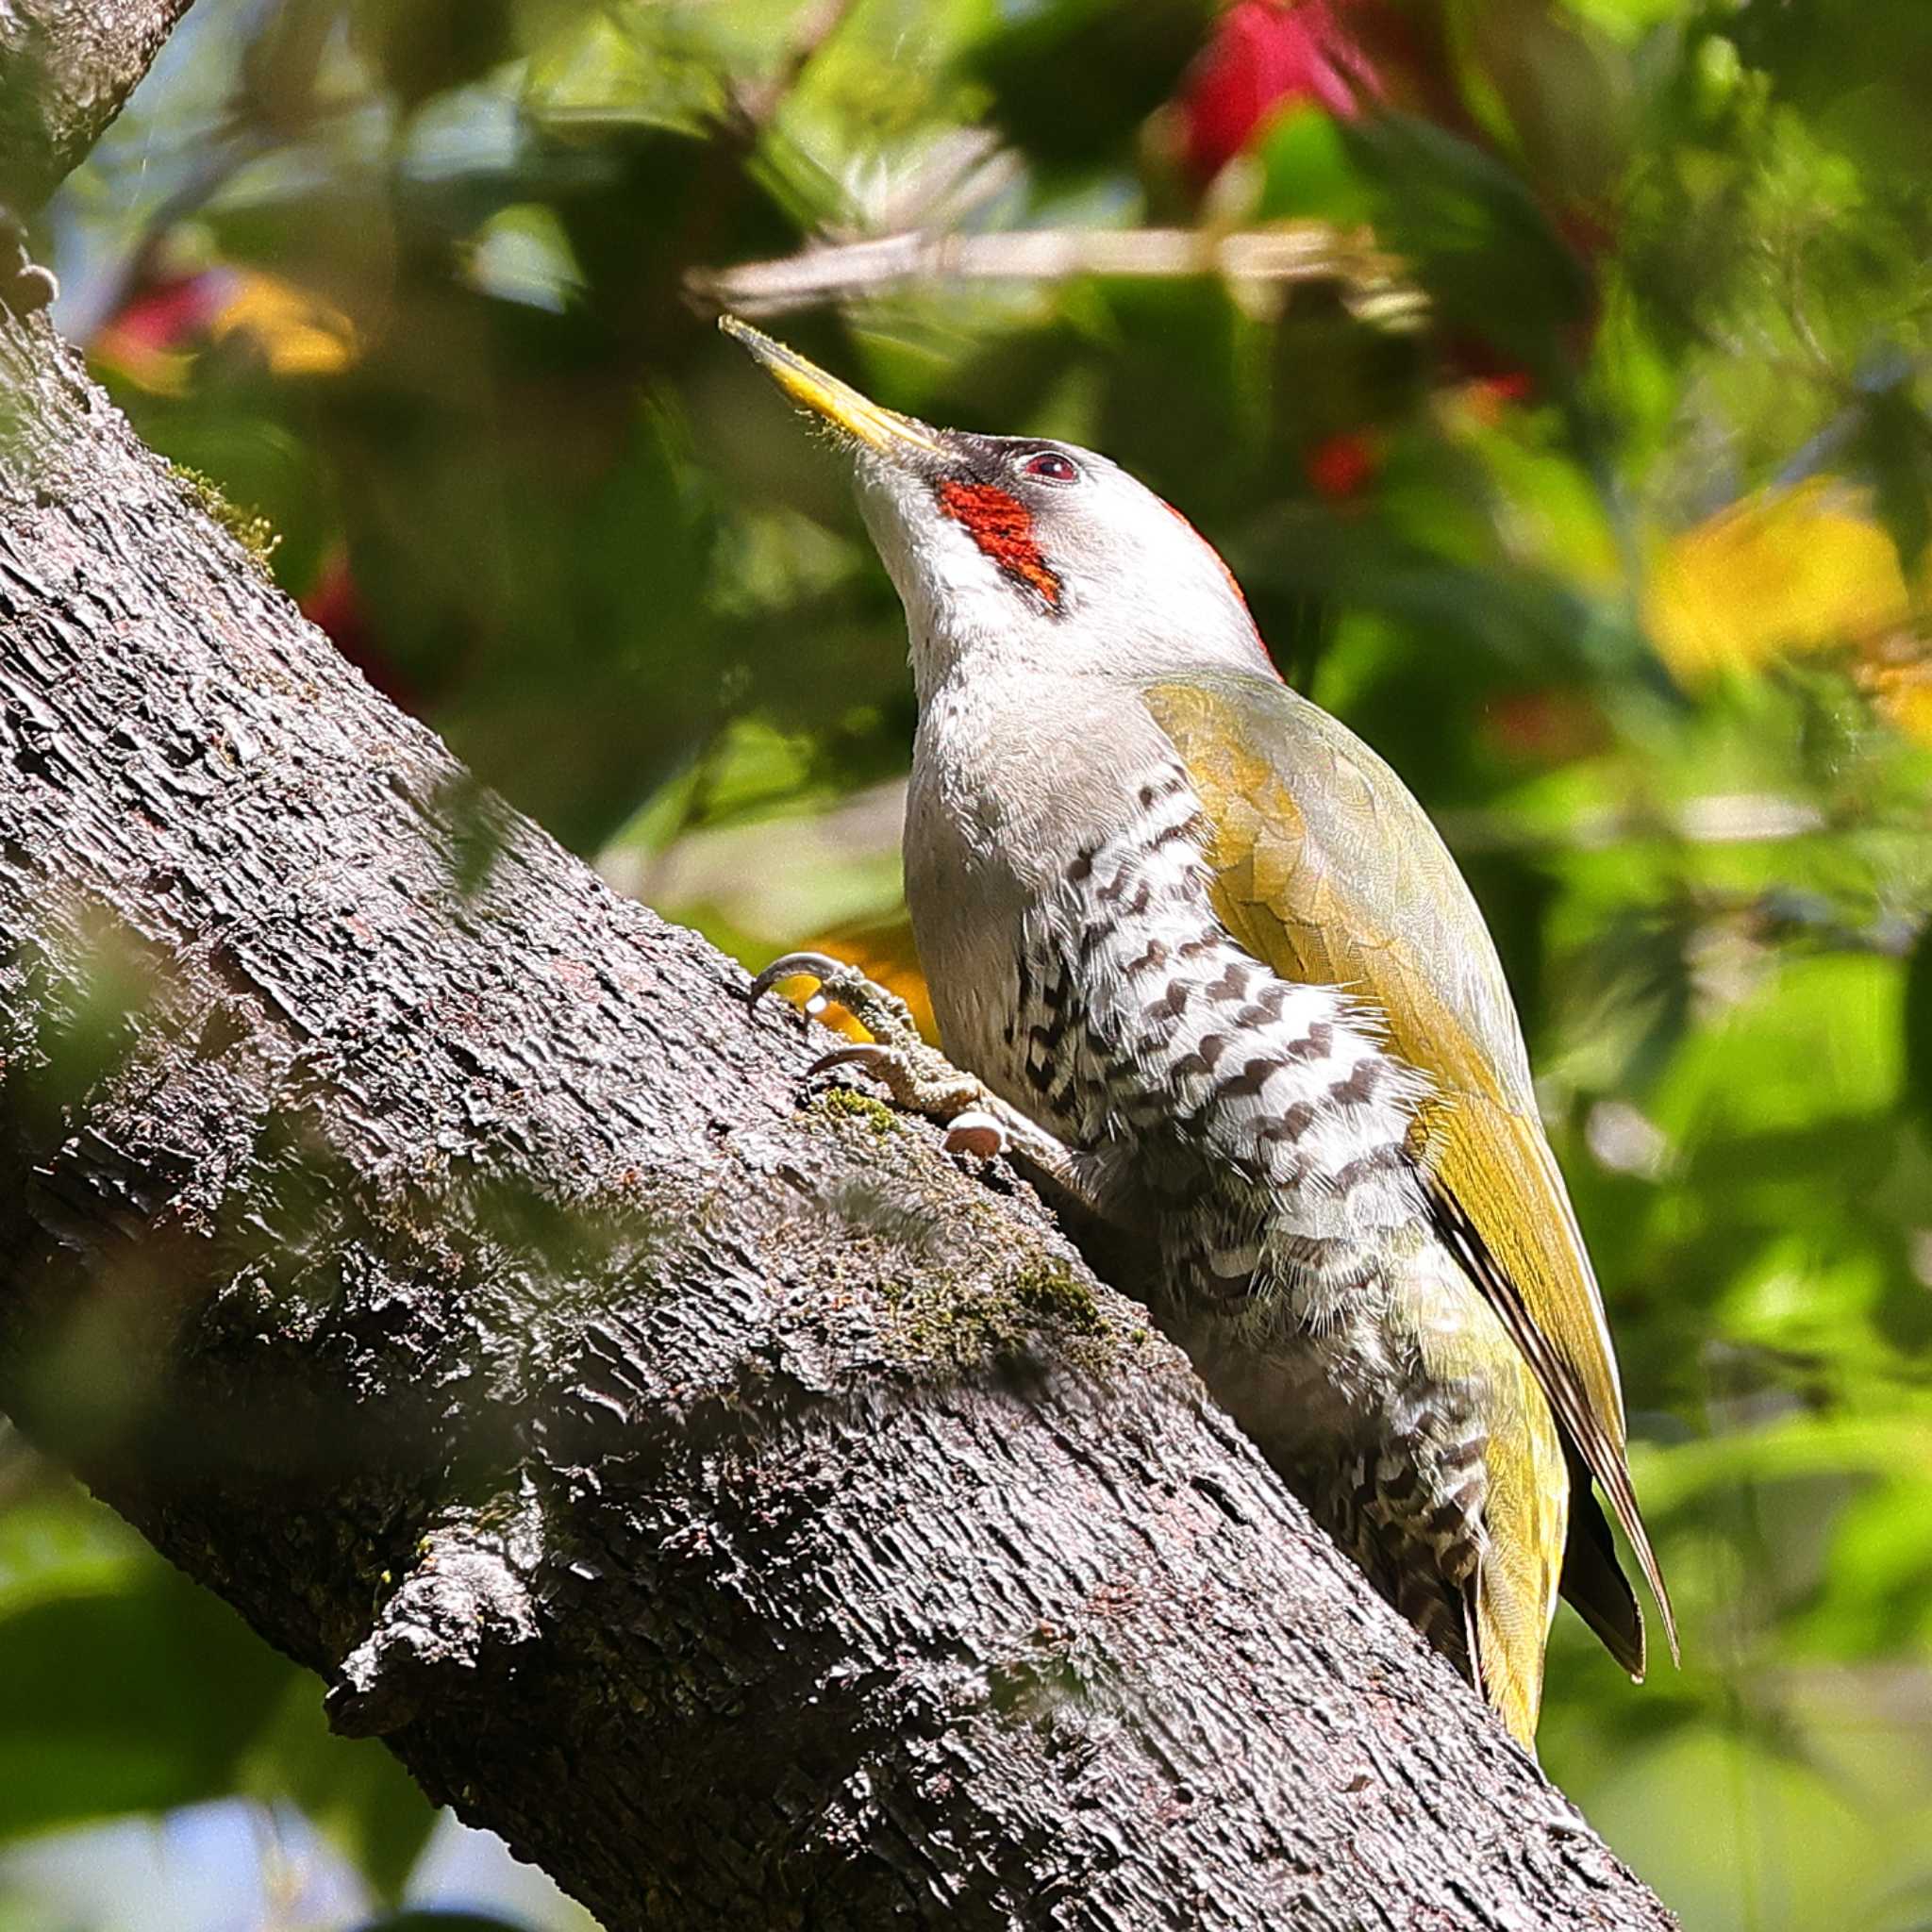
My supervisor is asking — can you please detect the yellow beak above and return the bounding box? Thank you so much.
[719,314,945,461]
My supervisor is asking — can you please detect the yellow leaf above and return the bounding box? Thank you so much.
[1864,657,1932,747]
[1645,478,1910,681]
[209,273,358,377]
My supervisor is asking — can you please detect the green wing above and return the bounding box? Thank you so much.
[1145,673,1674,1673]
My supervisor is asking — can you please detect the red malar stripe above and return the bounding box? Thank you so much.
[937,480,1061,608]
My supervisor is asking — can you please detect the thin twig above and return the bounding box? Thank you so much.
[1437,791,1832,858]
[730,0,864,132]
[691,222,1413,318]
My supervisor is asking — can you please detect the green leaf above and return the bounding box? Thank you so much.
[1255,104,1377,225]
[1905,917,1932,1128]
[0,1555,291,1840]
[1851,362,1932,577]
[0,1482,434,1897]
[1345,110,1595,393]
[968,0,1215,173]
[351,0,517,108]
[239,1678,440,1905]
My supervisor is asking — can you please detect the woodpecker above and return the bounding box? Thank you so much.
[725,315,1674,1748]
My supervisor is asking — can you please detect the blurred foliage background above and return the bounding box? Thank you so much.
[5,0,1932,1924]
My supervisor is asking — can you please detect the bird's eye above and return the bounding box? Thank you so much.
[1023,450,1078,483]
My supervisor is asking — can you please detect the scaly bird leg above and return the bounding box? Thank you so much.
[747,952,1120,1219]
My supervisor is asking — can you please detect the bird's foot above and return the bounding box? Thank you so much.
[748,951,1065,1167]
[748,951,1119,1215]
[749,951,1006,1158]
[812,1041,1025,1161]
[747,949,924,1053]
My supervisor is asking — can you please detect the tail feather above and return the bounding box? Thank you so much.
[1473,1557,1547,1752]
[1557,1448,1646,1679]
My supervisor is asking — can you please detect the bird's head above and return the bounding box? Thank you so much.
[724,316,1275,700]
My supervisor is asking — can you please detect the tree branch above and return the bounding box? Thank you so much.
[0,293,1677,1928]
[0,0,197,213]
[690,223,1416,320]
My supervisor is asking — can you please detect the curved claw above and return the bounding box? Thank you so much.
[747,950,848,1010]
[808,1043,894,1080]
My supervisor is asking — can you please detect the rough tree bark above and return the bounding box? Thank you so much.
[0,14,1677,1931]
[0,0,197,216]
